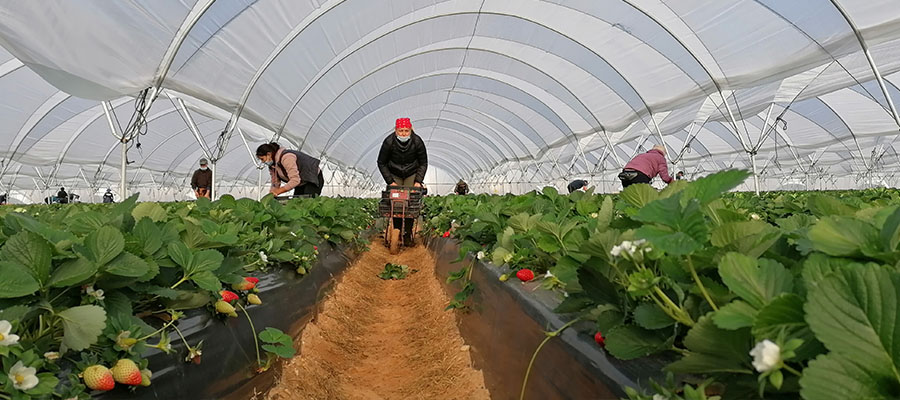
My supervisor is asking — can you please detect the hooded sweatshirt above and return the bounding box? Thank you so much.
[623,149,673,183]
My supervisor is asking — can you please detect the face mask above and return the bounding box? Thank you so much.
[396,135,410,143]
[264,160,275,167]
[200,166,208,171]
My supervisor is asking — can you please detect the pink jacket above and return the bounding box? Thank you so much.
[624,149,673,183]
[270,148,301,190]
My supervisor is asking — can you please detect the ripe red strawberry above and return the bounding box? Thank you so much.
[516,269,535,282]
[231,277,258,291]
[219,290,239,302]
[110,359,142,386]
[442,230,451,238]
[83,365,115,391]
[594,332,605,347]
[313,246,318,251]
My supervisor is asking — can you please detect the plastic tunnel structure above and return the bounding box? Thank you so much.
[2,0,900,200]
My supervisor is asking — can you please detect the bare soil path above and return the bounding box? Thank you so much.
[265,243,490,400]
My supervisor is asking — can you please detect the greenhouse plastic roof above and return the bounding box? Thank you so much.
[2,0,900,192]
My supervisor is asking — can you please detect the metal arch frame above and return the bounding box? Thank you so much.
[218,0,348,133]
[0,58,25,78]
[312,71,572,160]
[127,118,221,186]
[59,103,182,176]
[319,73,559,167]
[0,92,72,179]
[371,89,537,155]
[297,45,615,157]
[264,11,666,157]
[350,123,502,174]
[619,0,752,153]
[783,98,870,169]
[392,117,509,163]
[355,136,485,175]
[336,100,524,164]
[328,99,516,165]
[263,11,631,134]
[150,0,218,93]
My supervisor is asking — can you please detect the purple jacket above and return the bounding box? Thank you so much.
[624,149,673,183]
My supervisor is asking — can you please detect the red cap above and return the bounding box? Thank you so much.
[395,118,412,129]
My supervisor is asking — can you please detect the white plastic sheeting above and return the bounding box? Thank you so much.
[1,1,900,198]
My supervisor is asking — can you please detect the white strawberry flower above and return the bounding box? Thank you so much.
[544,270,554,279]
[591,212,599,218]
[259,251,268,264]
[611,239,649,258]
[0,320,20,346]
[750,213,761,220]
[9,361,38,391]
[85,285,104,300]
[43,351,60,361]
[749,339,781,373]
[289,231,297,237]
[476,251,485,260]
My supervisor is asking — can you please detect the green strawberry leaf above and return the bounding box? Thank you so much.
[801,264,900,399]
[680,169,751,206]
[604,324,672,360]
[718,253,792,309]
[633,303,675,330]
[0,262,40,298]
[190,249,224,274]
[58,305,107,353]
[132,202,167,222]
[666,315,752,374]
[0,231,53,285]
[104,252,151,277]
[620,184,659,208]
[808,216,878,257]
[81,226,125,266]
[191,271,222,292]
[712,300,758,330]
[262,344,296,358]
[48,257,99,288]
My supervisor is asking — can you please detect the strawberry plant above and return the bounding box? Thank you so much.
[377,263,416,280]
[423,172,900,399]
[0,193,375,399]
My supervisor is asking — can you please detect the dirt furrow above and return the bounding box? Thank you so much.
[265,243,490,400]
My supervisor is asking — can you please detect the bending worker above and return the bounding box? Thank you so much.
[377,118,427,188]
[618,145,674,188]
[256,143,324,197]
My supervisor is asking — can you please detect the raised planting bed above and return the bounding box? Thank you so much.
[427,237,669,400]
[100,240,363,400]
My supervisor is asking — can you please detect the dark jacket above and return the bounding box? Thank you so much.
[567,180,587,193]
[455,182,469,195]
[191,168,212,189]
[377,133,428,184]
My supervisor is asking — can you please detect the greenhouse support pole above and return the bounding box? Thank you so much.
[750,152,760,195]
[257,167,263,200]
[120,140,127,200]
[830,0,900,131]
[101,101,128,200]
